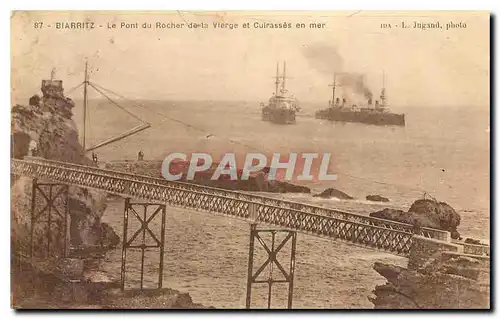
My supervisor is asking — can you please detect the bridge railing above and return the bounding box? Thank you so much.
[15,157,447,240]
[460,242,490,257]
[253,202,413,255]
[13,158,415,256]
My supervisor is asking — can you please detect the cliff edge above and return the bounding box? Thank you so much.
[11,82,212,309]
[370,253,490,309]
[11,87,119,251]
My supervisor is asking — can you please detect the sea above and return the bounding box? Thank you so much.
[73,100,490,308]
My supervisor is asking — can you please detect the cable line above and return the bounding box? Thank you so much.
[88,82,428,195]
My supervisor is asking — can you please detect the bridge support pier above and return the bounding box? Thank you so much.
[29,179,70,260]
[121,198,166,291]
[245,223,297,309]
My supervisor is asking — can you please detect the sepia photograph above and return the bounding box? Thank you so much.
[10,10,490,309]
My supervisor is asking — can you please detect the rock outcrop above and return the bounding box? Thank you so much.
[12,257,212,309]
[409,199,461,239]
[101,288,214,309]
[369,199,461,239]
[11,82,210,309]
[313,188,353,200]
[370,254,490,309]
[366,194,389,202]
[11,85,119,253]
[464,238,486,245]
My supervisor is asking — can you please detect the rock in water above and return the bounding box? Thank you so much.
[370,199,461,239]
[313,188,353,199]
[408,199,461,238]
[267,180,311,193]
[370,255,490,309]
[464,238,485,245]
[366,194,390,202]
[100,223,120,248]
[370,208,431,226]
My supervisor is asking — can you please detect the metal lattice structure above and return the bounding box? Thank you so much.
[12,157,451,257]
[121,198,166,290]
[29,179,69,259]
[246,224,297,309]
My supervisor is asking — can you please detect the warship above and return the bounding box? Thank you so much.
[315,73,405,126]
[261,62,300,125]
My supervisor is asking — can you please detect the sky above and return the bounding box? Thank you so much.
[11,11,490,108]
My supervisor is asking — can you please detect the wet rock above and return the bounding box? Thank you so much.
[100,223,120,248]
[366,194,389,202]
[368,284,419,309]
[373,262,405,285]
[12,257,213,309]
[370,208,422,225]
[464,238,483,245]
[267,180,311,193]
[101,288,214,309]
[313,188,353,199]
[68,187,110,247]
[370,199,461,239]
[371,255,490,309]
[409,199,460,237]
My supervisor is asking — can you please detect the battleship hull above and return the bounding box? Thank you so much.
[262,107,296,125]
[315,108,405,126]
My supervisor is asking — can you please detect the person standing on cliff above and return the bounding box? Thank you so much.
[92,152,98,165]
[28,140,38,157]
[138,150,144,161]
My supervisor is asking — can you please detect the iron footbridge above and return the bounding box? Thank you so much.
[12,157,452,257]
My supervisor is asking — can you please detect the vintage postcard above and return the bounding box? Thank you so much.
[10,10,490,309]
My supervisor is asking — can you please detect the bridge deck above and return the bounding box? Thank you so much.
[12,157,451,257]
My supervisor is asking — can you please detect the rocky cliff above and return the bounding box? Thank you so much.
[11,87,119,254]
[370,253,490,309]
[12,257,213,309]
[11,84,212,309]
[369,198,490,309]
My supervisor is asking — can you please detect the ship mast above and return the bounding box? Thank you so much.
[70,60,150,153]
[82,60,89,149]
[328,73,337,107]
[281,61,287,93]
[274,62,280,96]
[380,71,386,108]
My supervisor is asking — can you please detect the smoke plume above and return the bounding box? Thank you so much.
[303,43,373,100]
[337,73,373,100]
